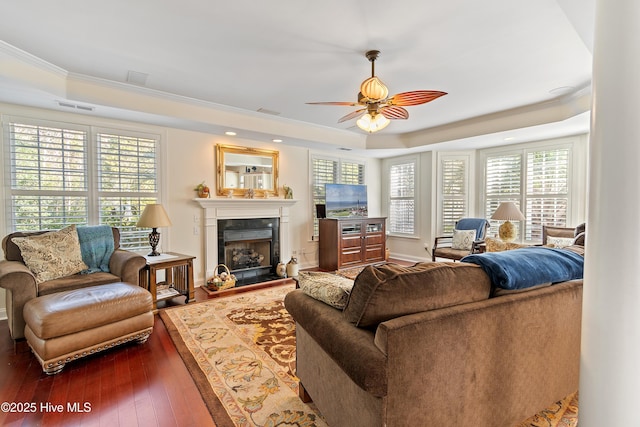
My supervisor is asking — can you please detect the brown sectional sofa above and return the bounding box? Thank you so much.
[0,227,147,340]
[284,261,583,427]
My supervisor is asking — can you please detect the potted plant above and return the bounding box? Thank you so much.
[194,182,210,198]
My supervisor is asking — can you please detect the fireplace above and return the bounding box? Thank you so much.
[217,218,280,286]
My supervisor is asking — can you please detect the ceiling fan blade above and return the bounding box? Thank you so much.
[387,90,447,106]
[338,109,366,123]
[380,105,409,120]
[306,101,360,106]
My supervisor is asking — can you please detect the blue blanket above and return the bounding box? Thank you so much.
[456,218,489,240]
[461,246,584,290]
[77,225,115,273]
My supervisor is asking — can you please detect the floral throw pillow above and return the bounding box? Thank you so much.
[546,236,575,248]
[452,229,476,250]
[11,225,88,284]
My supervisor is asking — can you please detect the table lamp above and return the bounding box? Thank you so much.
[137,204,172,256]
[491,202,525,243]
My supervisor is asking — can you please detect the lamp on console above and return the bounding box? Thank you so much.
[136,204,172,256]
[491,202,525,243]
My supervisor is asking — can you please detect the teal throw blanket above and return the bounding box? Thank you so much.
[77,225,115,273]
[461,246,584,290]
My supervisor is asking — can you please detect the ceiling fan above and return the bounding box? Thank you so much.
[307,50,447,133]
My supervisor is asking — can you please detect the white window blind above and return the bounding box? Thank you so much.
[6,119,160,251]
[9,122,89,230]
[97,132,159,250]
[483,147,571,242]
[440,158,467,234]
[525,148,569,240]
[311,156,365,237]
[389,160,416,234]
[485,154,522,238]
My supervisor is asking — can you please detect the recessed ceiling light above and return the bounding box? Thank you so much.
[272,139,283,143]
[225,131,237,136]
[338,147,352,151]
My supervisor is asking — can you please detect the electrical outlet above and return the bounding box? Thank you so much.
[193,213,200,222]
[193,226,200,235]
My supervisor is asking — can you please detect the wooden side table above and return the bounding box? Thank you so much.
[139,252,195,310]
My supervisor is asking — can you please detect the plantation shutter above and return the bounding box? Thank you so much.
[311,156,365,237]
[485,154,522,237]
[441,158,467,234]
[341,161,365,184]
[9,122,89,230]
[525,148,569,240]
[389,161,416,234]
[97,132,159,250]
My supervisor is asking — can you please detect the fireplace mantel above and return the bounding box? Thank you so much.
[194,198,298,280]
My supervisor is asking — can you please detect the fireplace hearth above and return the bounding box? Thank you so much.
[218,218,280,286]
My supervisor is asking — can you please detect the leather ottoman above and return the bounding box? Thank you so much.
[23,282,154,374]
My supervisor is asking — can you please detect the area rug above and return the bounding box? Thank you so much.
[160,283,578,427]
[160,283,326,427]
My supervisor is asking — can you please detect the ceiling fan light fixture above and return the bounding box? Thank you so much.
[356,112,390,133]
[360,76,389,101]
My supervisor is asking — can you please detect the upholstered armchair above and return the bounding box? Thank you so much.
[542,223,586,247]
[432,218,489,262]
[0,226,146,340]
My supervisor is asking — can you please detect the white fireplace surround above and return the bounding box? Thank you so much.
[194,198,298,280]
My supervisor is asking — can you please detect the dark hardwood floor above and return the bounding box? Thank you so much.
[0,266,407,427]
[0,287,217,427]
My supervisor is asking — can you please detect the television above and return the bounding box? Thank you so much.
[325,184,368,218]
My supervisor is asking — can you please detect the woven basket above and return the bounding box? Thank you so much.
[206,264,236,291]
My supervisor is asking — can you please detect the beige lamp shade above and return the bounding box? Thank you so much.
[491,202,525,243]
[137,204,172,228]
[137,204,172,256]
[491,202,525,221]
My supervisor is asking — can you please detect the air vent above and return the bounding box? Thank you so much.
[57,101,95,112]
[127,70,149,86]
[257,108,281,116]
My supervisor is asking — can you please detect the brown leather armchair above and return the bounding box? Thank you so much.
[0,228,146,340]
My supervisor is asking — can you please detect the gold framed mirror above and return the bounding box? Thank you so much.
[216,144,279,197]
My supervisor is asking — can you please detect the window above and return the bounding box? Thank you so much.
[6,119,160,250]
[483,146,570,242]
[97,131,159,249]
[388,158,417,235]
[525,148,569,240]
[438,155,469,235]
[311,155,365,237]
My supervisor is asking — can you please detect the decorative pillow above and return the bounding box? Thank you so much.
[546,236,575,248]
[343,262,491,328]
[451,229,476,250]
[485,237,527,252]
[11,225,88,284]
[297,271,354,309]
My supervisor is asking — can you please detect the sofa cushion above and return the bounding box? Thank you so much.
[343,262,491,328]
[297,271,354,309]
[452,229,476,250]
[11,225,88,284]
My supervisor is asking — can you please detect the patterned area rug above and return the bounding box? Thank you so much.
[160,283,578,427]
[160,283,326,427]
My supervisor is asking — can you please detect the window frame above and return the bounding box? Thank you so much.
[479,141,574,244]
[386,155,419,238]
[436,153,471,236]
[3,116,164,251]
[309,152,365,239]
